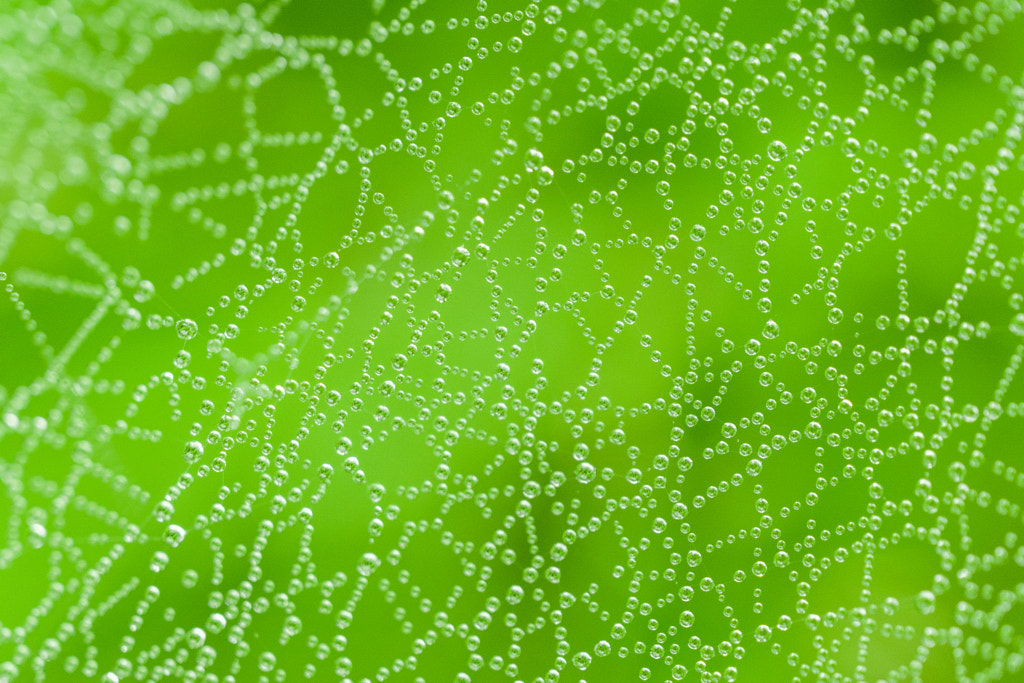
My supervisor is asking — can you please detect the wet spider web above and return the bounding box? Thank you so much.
[1,0,1024,681]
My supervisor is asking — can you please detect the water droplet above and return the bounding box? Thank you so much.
[176,319,198,340]
[164,524,186,548]
[767,140,788,162]
[915,590,936,615]
[357,552,380,576]
[1010,313,1024,336]
[183,440,204,464]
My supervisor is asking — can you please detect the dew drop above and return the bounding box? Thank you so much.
[767,140,788,162]
[176,318,198,340]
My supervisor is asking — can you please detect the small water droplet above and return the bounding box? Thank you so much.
[767,140,788,162]
[176,319,198,340]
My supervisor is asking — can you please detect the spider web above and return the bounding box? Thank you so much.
[1,0,1024,681]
